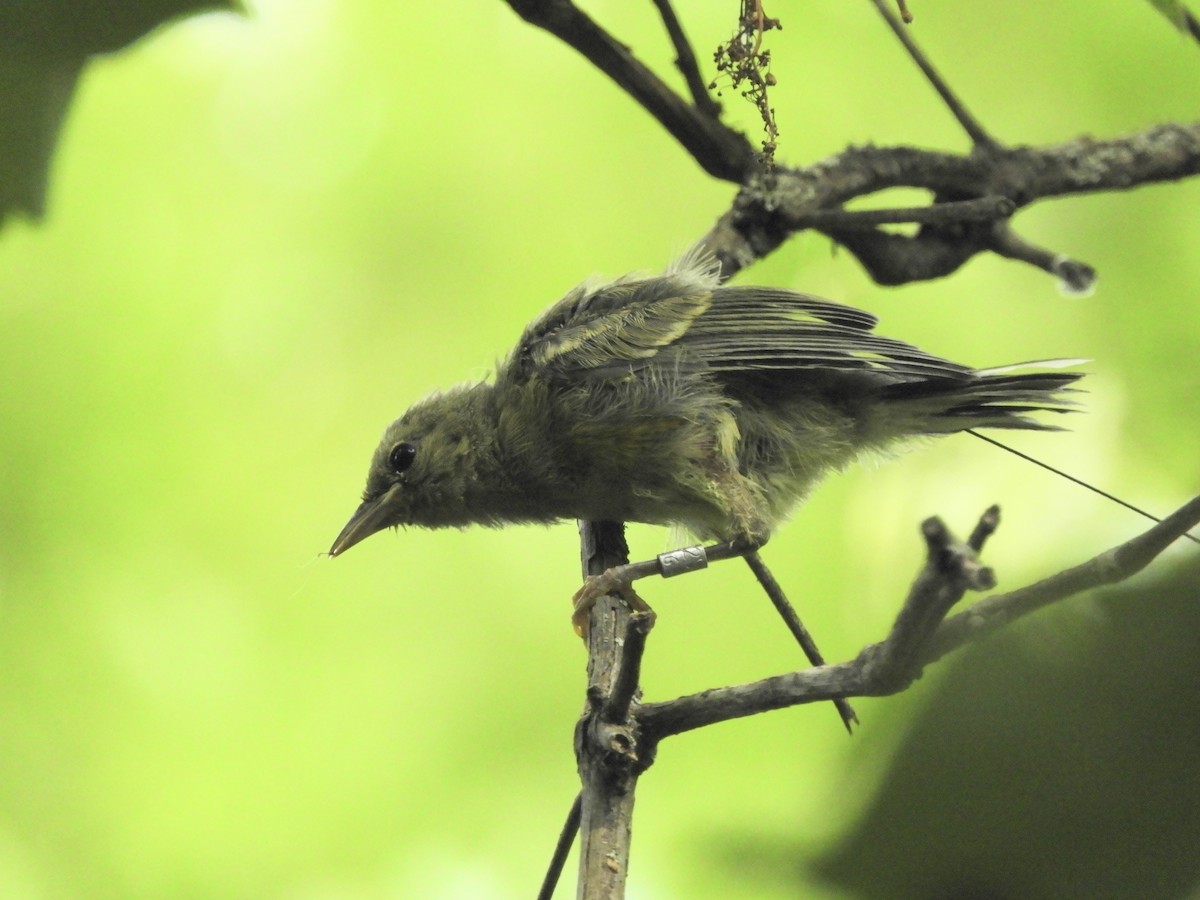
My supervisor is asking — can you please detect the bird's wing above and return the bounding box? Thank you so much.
[681,286,972,381]
[510,275,970,385]
[511,270,714,379]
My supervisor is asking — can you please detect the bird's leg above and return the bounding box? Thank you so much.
[570,540,859,731]
[571,537,762,635]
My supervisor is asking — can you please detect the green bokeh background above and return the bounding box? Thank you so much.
[1,2,1198,897]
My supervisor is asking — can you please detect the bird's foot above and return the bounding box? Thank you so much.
[571,569,654,638]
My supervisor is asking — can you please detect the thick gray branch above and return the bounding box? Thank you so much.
[705,123,1200,280]
[503,2,1200,288]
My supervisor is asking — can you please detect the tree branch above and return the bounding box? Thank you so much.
[924,493,1200,663]
[636,495,1200,742]
[573,520,647,898]
[505,3,1200,288]
[703,123,1200,280]
[503,0,756,180]
[650,0,722,118]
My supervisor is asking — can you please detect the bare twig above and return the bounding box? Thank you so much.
[966,503,1000,551]
[788,195,1014,230]
[986,225,1097,294]
[868,0,995,147]
[538,792,582,900]
[859,510,998,693]
[601,611,654,724]
[505,0,756,180]
[650,0,722,118]
[925,494,1200,662]
[637,496,1200,740]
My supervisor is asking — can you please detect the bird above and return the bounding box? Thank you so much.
[329,250,1082,620]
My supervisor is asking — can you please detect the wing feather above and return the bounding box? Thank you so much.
[512,268,716,379]
[511,270,972,388]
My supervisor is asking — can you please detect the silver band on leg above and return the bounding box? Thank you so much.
[658,546,709,577]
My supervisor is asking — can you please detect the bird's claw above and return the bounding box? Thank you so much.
[571,569,652,638]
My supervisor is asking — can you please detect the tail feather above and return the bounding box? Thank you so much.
[881,364,1085,434]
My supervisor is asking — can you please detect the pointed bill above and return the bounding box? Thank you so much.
[329,484,403,556]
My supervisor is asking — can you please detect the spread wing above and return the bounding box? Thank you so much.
[508,268,971,387]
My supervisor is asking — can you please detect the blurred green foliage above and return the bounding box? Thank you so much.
[816,556,1200,899]
[0,1,1198,897]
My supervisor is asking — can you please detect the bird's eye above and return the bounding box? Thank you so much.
[388,442,417,473]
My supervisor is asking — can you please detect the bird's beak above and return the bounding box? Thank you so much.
[329,485,402,557]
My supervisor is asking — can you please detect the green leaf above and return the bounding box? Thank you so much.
[0,0,243,224]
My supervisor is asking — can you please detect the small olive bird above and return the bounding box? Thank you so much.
[330,251,1081,621]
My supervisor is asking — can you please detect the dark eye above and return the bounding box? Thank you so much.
[388,442,417,473]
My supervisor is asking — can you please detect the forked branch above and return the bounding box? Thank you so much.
[636,494,1200,741]
[505,0,1200,288]
[556,498,1200,898]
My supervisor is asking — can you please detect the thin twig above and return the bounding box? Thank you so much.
[861,511,997,692]
[651,0,722,117]
[601,611,654,724]
[789,196,1013,230]
[868,0,995,147]
[925,493,1200,662]
[986,225,1097,294]
[537,793,582,900]
[743,552,858,732]
[966,504,1001,552]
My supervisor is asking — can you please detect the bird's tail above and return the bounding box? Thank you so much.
[880,359,1086,434]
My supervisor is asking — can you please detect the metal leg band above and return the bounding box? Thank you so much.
[658,545,709,578]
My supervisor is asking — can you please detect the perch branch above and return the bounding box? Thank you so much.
[573,519,649,898]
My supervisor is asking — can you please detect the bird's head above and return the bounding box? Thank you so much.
[329,385,491,556]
